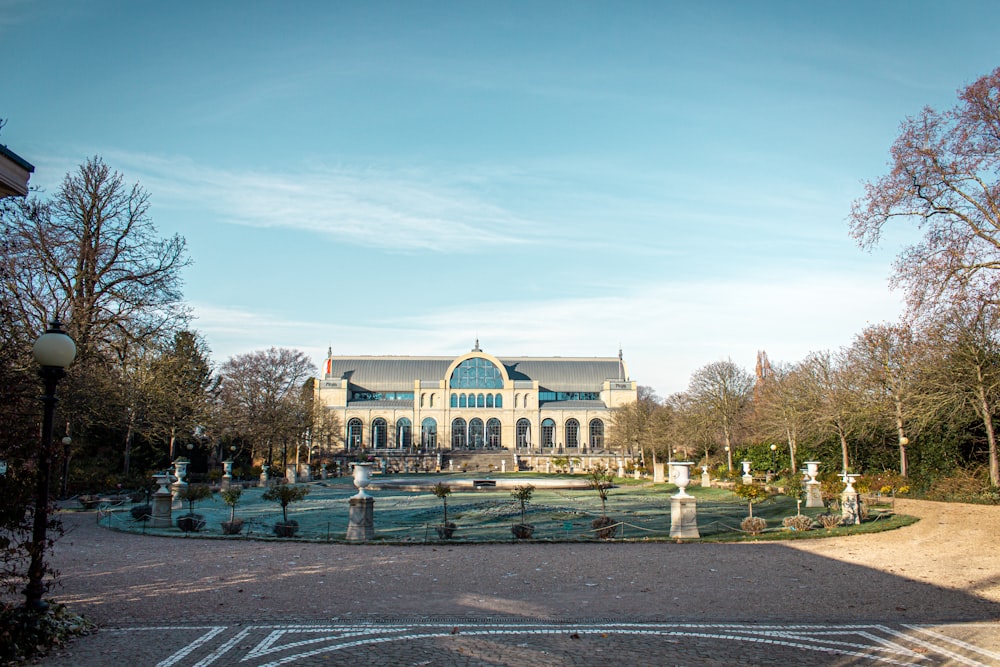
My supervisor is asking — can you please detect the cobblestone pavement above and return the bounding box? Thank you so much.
[38,619,1000,666]
[30,502,1000,665]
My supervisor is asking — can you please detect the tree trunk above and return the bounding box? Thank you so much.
[837,422,849,472]
[785,425,798,474]
[895,397,908,478]
[724,430,733,472]
[123,410,137,477]
[976,377,1000,487]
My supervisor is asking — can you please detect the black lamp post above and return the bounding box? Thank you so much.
[770,443,778,473]
[25,319,76,612]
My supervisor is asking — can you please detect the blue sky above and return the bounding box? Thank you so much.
[3,1,999,395]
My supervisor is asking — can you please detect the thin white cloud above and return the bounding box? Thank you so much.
[193,269,904,395]
[102,152,540,253]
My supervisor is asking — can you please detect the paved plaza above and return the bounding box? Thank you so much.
[32,500,1000,665]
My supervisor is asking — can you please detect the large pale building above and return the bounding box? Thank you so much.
[316,342,637,455]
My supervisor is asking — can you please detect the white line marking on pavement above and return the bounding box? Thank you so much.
[906,624,1000,663]
[156,627,227,667]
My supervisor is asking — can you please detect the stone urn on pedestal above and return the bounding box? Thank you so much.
[347,462,375,541]
[741,460,753,485]
[260,464,270,487]
[171,459,189,509]
[669,462,699,538]
[804,461,823,508]
[840,473,862,525]
[221,460,234,488]
[151,472,173,528]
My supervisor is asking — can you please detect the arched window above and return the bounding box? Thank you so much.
[397,418,411,450]
[430,394,435,408]
[420,393,425,408]
[469,418,484,449]
[477,393,485,408]
[516,419,531,448]
[451,394,458,408]
[495,393,503,408]
[541,418,555,448]
[487,418,501,449]
[589,419,605,449]
[421,418,437,449]
[514,393,520,408]
[372,418,388,448]
[486,393,494,408]
[451,418,467,449]
[347,418,363,450]
[449,357,504,388]
[459,394,467,408]
[566,419,580,448]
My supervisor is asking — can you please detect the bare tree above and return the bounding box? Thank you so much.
[918,302,1000,486]
[217,348,316,465]
[1,156,189,359]
[752,361,812,474]
[847,323,921,478]
[687,359,754,472]
[849,67,1000,313]
[608,386,667,467]
[801,350,874,473]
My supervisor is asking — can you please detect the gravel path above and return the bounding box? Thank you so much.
[29,498,1000,665]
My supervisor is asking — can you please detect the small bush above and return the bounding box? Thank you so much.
[741,516,767,535]
[782,515,813,531]
[130,504,152,521]
[0,603,95,663]
[817,513,841,530]
[924,467,999,504]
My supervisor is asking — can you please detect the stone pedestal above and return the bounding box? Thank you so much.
[347,496,374,541]
[653,462,665,484]
[260,464,270,487]
[221,460,233,489]
[285,465,297,483]
[300,464,311,482]
[841,474,862,525]
[670,496,700,539]
[151,474,173,528]
[170,480,187,510]
[806,481,823,508]
[701,471,711,487]
[151,491,172,528]
[501,460,506,473]
[841,488,861,524]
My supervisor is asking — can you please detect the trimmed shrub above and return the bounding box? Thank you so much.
[741,516,767,535]
[782,515,813,531]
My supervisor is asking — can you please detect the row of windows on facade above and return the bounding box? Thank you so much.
[344,417,606,450]
[352,391,603,408]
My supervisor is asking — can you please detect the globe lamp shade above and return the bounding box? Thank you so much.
[33,324,77,368]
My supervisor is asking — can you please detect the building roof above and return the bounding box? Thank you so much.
[0,144,35,198]
[329,355,627,393]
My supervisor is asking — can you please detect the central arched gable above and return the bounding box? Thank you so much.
[444,351,511,389]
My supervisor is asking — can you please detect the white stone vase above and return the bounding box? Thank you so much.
[153,473,171,495]
[670,462,694,498]
[352,462,373,498]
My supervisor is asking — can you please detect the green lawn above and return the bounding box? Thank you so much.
[90,474,915,543]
